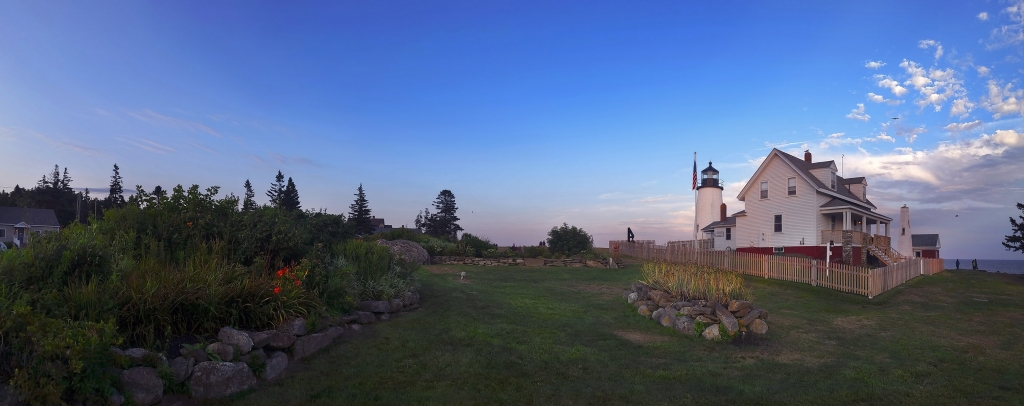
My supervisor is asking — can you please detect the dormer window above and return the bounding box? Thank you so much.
[830,171,836,190]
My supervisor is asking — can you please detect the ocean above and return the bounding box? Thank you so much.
[944,259,1024,274]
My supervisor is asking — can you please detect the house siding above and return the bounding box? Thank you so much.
[736,154,819,248]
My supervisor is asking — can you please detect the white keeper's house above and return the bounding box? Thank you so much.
[697,149,908,266]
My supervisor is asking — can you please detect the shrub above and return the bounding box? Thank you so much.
[546,223,593,257]
[459,233,494,258]
[336,239,416,301]
[298,246,356,314]
[375,228,420,242]
[639,261,750,304]
[522,245,549,258]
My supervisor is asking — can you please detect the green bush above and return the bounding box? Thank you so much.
[522,245,549,258]
[374,228,420,242]
[336,239,416,301]
[299,245,356,314]
[459,233,494,258]
[546,223,593,257]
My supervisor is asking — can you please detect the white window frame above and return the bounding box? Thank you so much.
[773,214,783,233]
[760,181,769,199]
[787,177,796,196]
[725,227,731,241]
[830,171,837,190]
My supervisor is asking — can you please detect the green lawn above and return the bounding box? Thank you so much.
[220,265,1024,405]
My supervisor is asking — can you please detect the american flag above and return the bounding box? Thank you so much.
[692,155,697,190]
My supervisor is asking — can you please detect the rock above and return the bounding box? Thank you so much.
[360,300,391,313]
[281,318,308,336]
[758,309,770,321]
[188,362,258,399]
[711,302,740,336]
[356,311,376,324]
[647,290,671,305]
[169,357,195,384]
[654,308,677,327]
[738,309,762,327]
[631,282,651,300]
[627,292,638,304]
[206,342,234,362]
[246,331,273,349]
[185,348,209,363]
[109,390,125,406]
[378,313,391,321]
[218,327,254,355]
[672,301,691,310]
[263,351,288,380]
[727,300,752,313]
[683,306,713,318]
[750,319,769,335]
[238,348,267,365]
[120,367,163,406]
[638,305,653,319]
[292,326,344,360]
[348,323,363,333]
[673,316,695,335]
[338,313,359,324]
[264,331,297,350]
[701,324,721,341]
[585,260,604,268]
[390,298,404,313]
[695,315,716,324]
[376,239,429,264]
[124,348,165,367]
[734,307,752,318]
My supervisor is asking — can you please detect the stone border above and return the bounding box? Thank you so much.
[432,256,614,268]
[625,282,770,341]
[83,291,423,405]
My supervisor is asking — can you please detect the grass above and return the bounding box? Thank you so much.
[639,260,750,303]
[220,265,1024,405]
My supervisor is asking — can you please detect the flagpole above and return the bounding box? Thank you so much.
[693,151,698,264]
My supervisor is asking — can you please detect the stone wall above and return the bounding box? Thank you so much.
[625,282,769,341]
[89,291,422,405]
[432,256,609,268]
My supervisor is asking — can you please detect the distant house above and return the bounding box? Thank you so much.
[0,207,61,248]
[369,218,420,235]
[911,234,941,258]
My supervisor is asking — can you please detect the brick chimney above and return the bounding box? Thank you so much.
[804,150,812,163]
[720,203,727,222]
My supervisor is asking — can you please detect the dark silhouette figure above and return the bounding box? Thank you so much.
[955,259,960,269]
[972,259,978,270]
[627,227,634,242]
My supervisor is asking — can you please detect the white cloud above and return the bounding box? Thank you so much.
[980,79,1024,118]
[943,120,983,133]
[988,1,1024,48]
[866,133,896,142]
[867,92,903,105]
[978,11,989,21]
[865,61,886,69]
[990,129,1024,146]
[900,60,932,90]
[828,132,845,139]
[846,103,871,121]
[128,109,222,137]
[896,126,927,143]
[875,75,909,97]
[918,40,944,60]
[977,65,991,76]
[949,98,976,117]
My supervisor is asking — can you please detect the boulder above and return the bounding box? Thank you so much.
[120,367,163,406]
[218,326,254,355]
[750,319,769,335]
[378,313,391,321]
[673,316,695,335]
[638,305,653,319]
[292,326,344,360]
[109,390,125,406]
[238,348,267,365]
[246,330,273,349]
[701,324,721,341]
[188,362,258,399]
[631,282,651,300]
[356,311,376,324]
[585,260,604,268]
[360,300,391,313]
[758,309,771,321]
[695,315,716,324]
[185,348,209,363]
[389,298,404,313]
[169,357,195,384]
[124,348,166,367]
[672,301,691,310]
[734,307,752,318]
[738,309,762,327]
[281,318,308,336]
[627,292,638,304]
[727,300,752,313]
[647,290,671,305]
[348,323,363,333]
[338,313,359,324]
[711,302,740,336]
[206,342,234,362]
[683,306,713,318]
[654,308,677,327]
[263,351,288,380]
[376,239,429,265]
[264,331,297,350]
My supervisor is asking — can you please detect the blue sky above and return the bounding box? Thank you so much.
[2,1,1024,259]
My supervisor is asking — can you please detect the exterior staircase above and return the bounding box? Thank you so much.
[866,244,905,266]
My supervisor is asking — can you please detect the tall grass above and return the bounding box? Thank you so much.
[639,261,750,304]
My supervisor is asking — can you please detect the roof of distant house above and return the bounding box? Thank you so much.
[0,207,60,227]
[700,216,737,232]
[911,234,941,249]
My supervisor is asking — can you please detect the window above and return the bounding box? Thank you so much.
[0,229,5,238]
[773,246,784,254]
[725,228,732,241]
[831,215,836,230]
[914,251,921,258]
[787,177,796,196]
[830,171,837,190]
[760,181,768,199]
[902,227,906,236]
[774,215,783,233]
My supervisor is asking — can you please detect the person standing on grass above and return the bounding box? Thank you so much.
[956,259,960,269]
[972,259,978,270]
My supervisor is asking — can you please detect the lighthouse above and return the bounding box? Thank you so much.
[695,161,724,240]
[897,204,912,257]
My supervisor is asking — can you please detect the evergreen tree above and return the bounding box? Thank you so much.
[280,177,301,211]
[266,171,285,208]
[60,167,72,192]
[1003,202,1024,254]
[242,179,257,211]
[107,163,125,209]
[348,183,373,235]
[418,190,462,240]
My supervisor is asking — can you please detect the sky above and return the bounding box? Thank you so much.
[2,1,1024,259]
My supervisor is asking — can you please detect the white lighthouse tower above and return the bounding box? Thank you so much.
[897,204,912,257]
[695,162,724,240]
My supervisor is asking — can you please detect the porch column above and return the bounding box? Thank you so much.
[843,211,850,230]
[884,222,889,237]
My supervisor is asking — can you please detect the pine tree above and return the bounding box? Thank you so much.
[242,179,257,211]
[280,177,301,211]
[60,168,72,192]
[1004,202,1024,254]
[418,190,462,240]
[348,184,373,235]
[107,163,125,208]
[266,171,285,208]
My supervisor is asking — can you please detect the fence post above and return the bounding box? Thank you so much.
[868,268,874,299]
[811,259,817,287]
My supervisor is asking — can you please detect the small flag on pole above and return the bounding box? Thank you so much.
[692,155,697,190]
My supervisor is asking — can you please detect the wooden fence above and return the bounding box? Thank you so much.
[610,240,945,298]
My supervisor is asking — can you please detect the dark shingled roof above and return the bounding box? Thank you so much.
[840,177,866,184]
[0,207,60,227]
[700,216,737,232]
[911,234,940,248]
[773,149,874,209]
